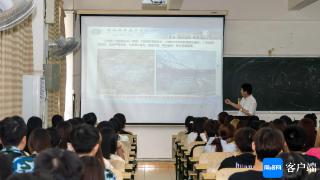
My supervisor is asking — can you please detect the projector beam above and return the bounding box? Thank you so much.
[289,0,319,10]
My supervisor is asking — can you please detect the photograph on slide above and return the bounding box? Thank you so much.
[156,50,217,96]
[97,49,155,95]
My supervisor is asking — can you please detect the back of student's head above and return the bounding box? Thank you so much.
[185,116,194,134]
[68,118,84,128]
[27,116,43,136]
[193,117,207,141]
[271,118,287,132]
[109,117,122,133]
[100,128,118,159]
[28,128,51,154]
[80,156,104,180]
[284,125,306,152]
[253,127,285,161]
[82,113,97,126]
[203,120,220,138]
[97,121,114,133]
[35,148,83,180]
[51,115,64,128]
[56,121,72,149]
[0,116,26,147]
[277,152,308,180]
[298,118,316,151]
[0,154,12,180]
[218,112,229,124]
[218,123,235,141]
[113,113,126,129]
[70,124,100,154]
[234,127,256,153]
[236,119,249,129]
[7,173,54,180]
[304,113,318,128]
[280,115,293,126]
[46,127,60,148]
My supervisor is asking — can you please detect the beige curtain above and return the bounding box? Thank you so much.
[47,0,66,122]
[0,17,33,119]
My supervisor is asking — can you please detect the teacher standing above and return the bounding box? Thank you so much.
[225,83,257,116]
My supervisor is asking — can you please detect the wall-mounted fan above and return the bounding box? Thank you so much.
[0,0,36,31]
[48,36,80,57]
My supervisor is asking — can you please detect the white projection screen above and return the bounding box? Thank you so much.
[81,15,224,124]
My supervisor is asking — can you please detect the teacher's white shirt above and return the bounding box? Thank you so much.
[238,95,257,116]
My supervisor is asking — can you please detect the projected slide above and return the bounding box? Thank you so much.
[81,16,224,123]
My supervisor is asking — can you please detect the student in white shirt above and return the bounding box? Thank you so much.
[187,117,207,145]
[204,123,237,152]
[225,83,257,116]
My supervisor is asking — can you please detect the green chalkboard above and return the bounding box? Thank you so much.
[223,57,320,111]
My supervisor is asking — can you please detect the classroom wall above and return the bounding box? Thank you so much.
[70,0,320,159]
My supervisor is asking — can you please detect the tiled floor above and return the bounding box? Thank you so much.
[135,161,175,180]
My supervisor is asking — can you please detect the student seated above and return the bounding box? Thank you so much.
[277,152,308,180]
[51,114,64,128]
[284,125,320,166]
[70,124,115,179]
[110,117,129,142]
[187,117,207,145]
[35,148,83,180]
[113,113,133,135]
[13,128,51,173]
[229,127,285,180]
[0,116,28,160]
[299,118,317,152]
[204,123,236,152]
[0,154,12,180]
[219,127,256,169]
[82,112,97,126]
[56,121,72,149]
[101,128,126,163]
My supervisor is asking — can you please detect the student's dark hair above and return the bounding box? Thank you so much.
[212,138,223,152]
[28,128,51,153]
[204,120,220,138]
[185,116,194,134]
[27,116,43,137]
[298,118,316,151]
[271,118,287,132]
[284,125,306,152]
[259,122,271,129]
[113,113,126,129]
[254,127,285,161]
[0,116,26,147]
[109,118,122,133]
[97,121,114,133]
[218,112,229,124]
[100,128,117,159]
[51,115,64,128]
[0,154,12,180]
[304,113,317,128]
[193,117,207,141]
[70,124,100,154]
[280,115,293,126]
[304,171,320,180]
[67,118,84,128]
[234,127,256,152]
[7,173,54,180]
[278,152,308,180]
[248,119,263,130]
[56,121,72,149]
[46,127,60,148]
[80,156,104,180]
[236,119,249,129]
[218,123,235,141]
[82,113,97,126]
[241,83,253,95]
[35,148,83,180]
